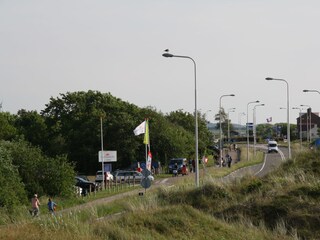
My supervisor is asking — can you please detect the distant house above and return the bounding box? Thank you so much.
[296,108,320,140]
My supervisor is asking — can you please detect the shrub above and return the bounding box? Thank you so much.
[0,144,27,210]
[240,176,263,194]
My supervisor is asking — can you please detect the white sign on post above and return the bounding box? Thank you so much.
[98,151,117,162]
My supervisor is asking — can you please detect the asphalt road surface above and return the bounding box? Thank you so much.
[221,145,287,183]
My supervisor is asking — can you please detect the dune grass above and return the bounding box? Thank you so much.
[1,148,319,239]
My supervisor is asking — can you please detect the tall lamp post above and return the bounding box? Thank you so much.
[300,104,311,142]
[247,100,259,161]
[265,77,291,159]
[227,108,236,143]
[253,104,264,156]
[162,51,199,187]
[219,94,235,167]
[292,107,302,150]
[303,89,320,95]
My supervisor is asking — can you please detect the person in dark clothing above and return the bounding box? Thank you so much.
[47,198,57,215]
[227,155,232,168]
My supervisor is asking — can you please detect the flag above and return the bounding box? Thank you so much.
[143,120,149,145]
[146,151,152,171]
[133,121,146,136]
[266,117,272,123]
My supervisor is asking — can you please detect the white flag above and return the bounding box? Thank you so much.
[133,121,146,136]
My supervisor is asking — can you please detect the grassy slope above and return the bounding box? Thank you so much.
[1,149,319,240]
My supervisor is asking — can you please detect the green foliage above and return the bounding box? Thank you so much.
[240,176,263,194]
[165,110,213,158]
[290,184,320,199]
[256,123,275,140]
[39,91,213,173]
[256,123,297,141]
[0,112,17,141]
[14,110,49,149]
[0,140,75,198]
[37,155,75,197]
[0,144,27,210]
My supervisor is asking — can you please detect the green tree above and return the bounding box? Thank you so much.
[0,142,27,209]
[40,91,214,173]
[256,124,275,140]
[165,110,213,158]
[214,108,230,137]
[2,140,75,198]
[41,91,144,172]
[14,110,48,149]
[0,112,17,141]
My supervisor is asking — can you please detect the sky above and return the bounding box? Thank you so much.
[1,0,319,125]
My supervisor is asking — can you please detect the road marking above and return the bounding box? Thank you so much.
[254,148,285,176]
[254,154,267,176]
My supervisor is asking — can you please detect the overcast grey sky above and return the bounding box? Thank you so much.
[1,0,319,124]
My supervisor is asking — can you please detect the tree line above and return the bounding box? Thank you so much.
[0,90,213,209]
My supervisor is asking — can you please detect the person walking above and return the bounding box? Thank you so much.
[227,155,232,168]
[47,198,57,215]
[31,194,40,217]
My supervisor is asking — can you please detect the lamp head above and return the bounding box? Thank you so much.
[162,53,174,58]
[230,94,235,96]
[303,89,309,92]
[265,77,273,80]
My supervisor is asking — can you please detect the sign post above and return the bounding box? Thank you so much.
[140,168,152,194]
[98,151,117,162]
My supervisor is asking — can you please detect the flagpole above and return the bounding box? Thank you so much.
[100,116,104,190]
[145,144,148,169]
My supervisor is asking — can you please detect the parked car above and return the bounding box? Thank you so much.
[75,176,97,192]
[168,158,187,174]
[95,170,114,182]
[77,175,90,181]
[113,170,154,183]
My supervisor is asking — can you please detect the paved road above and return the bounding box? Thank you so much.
[220,144,287,183]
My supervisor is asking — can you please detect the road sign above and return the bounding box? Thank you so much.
[98,151,117,162]
[246,122,253,130]
[141,168,151,178]
[141,177,151,189]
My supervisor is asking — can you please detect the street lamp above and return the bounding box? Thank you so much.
[253,104,264,156]
[303,89,320,94]
[300,104,311,142]
[227,108,236,143]
[265,77,291,159]
[162,51,199,187]
[292,107,302,150]
[219,94,235,167]
[247,100,259,161]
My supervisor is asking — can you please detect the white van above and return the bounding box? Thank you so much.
[267,140,279,153]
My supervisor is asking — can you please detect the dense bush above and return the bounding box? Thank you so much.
[0,145,27,210]
[0,140,75,200]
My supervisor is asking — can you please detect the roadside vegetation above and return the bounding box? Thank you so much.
[1,149,319,239]
[1,90,316,239]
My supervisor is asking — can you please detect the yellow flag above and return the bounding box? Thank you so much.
[143,120,149,145]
